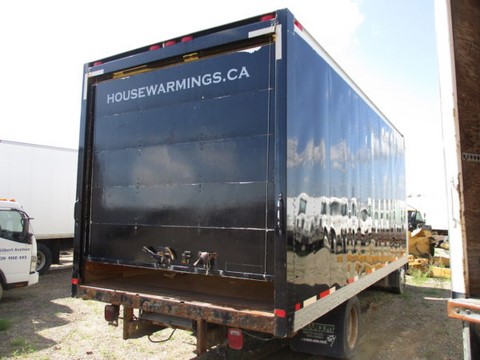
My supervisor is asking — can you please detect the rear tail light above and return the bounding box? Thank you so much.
[149,44,161,51]
[104,304,120,323]
[227,328,244,350]
[181,36,193,42]
[260,14,275,22]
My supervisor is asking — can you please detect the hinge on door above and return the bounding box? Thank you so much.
[276,193,284,235]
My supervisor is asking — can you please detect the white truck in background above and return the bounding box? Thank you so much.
[0,140,77,274]
[0,198,39,300]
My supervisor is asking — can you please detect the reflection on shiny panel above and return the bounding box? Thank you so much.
[286,27,406,301]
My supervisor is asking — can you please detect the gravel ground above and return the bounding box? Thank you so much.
[0,254,463,360]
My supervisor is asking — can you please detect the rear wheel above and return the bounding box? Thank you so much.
[388,266,406,294]
[36,243,52,275]
[343,297,360,356]
[291,296,360,359]
[0,283,3,302]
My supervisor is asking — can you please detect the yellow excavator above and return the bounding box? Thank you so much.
[407,207,435,257]
[407,207,450,277]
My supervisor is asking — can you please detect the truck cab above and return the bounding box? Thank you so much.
[407,207,427,232]
[0,198,39,300]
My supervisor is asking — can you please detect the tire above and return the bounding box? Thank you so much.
[36,243,53,275]
[337,296,360,358]
[291,296,360,359]
[388,266,406,294]
[0,283,3,302]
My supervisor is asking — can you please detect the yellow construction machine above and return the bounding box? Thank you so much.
[407,207,450,278]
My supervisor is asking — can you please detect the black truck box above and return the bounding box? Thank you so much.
[73,9,407,357]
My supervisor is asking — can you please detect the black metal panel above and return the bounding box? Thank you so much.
[90,182,273,229]
[94,46,272,118]
[91,136,270,189]
[285,21,406,313]
[88,224,273,276]
[88,42,276,278]
[93,90,270,151]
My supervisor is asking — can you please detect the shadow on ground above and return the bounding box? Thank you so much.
[0,268,73,357]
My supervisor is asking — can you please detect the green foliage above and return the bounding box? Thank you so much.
[408,268,429,285]
[0,319,11,331]
[10,338,36,356]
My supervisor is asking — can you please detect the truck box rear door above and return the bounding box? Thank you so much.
[87,42,275,279]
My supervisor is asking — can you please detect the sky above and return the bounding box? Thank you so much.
[0,0,447,226]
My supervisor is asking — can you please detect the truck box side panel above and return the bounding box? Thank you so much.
[88,43,276,279]
[0,141,77,239]
[285,25,406,314]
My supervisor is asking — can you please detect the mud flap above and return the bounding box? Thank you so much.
[290,296,360,359]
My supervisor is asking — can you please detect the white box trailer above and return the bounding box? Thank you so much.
[0,140,77,274]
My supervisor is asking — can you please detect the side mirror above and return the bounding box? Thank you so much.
[20,212,34,243]
[26,233,34,244]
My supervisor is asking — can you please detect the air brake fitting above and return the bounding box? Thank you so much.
[143,246,176,266]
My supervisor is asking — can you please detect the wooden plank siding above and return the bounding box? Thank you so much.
[451,0,480,298]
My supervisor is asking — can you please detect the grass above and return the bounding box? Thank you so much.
[408,268,430,286]
[0,319,12,331]
[9,338,36,356]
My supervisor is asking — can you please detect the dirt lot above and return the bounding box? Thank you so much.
[0,254,463,360]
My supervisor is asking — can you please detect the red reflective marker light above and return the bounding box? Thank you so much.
[294,19,303,31]
[93,61,103,66]
[227,328,244,350]
[104,304,120,322]
[163,40,177,47]
[149,44,161,51]
[260,14,275,22]
[181,36,193,42]
[71,278,79,285]
[274,309,286,318]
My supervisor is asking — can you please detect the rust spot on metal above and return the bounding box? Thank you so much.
[79,285,275,334]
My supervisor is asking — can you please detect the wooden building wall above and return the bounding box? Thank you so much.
[450,0,480,298]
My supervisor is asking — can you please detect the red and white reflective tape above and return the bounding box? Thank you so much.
[291,260,394,313]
